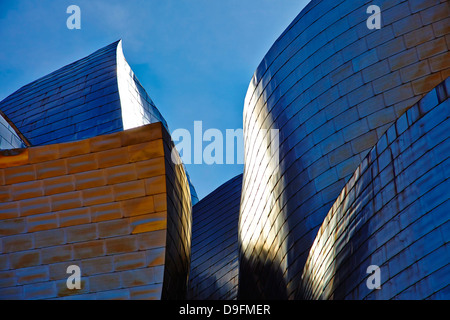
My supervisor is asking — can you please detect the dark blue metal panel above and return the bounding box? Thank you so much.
[188,174,242,300]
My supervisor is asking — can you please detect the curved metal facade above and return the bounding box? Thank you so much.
[301,79,450,299]
[188,174,242,300]
[0,42,194,299]
[0,113,27,150]
[0,40,198,207]
[0,123,193,300]
[240,0,450,299]
[0,41,167,146]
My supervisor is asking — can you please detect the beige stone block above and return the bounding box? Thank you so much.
[28,144,60,164]
[58,207,91,228]
[74,169,106,190]
[73,240,105,260]
[104,163,137,185]
[121,196,155,217]
[113,180,146,201]
[144,175,166,196]
[43,175,75,196]
[58,139,90,158]
[81,185,114,206]
[97,147,130,169]
[4,164,35,185]
[105,236,138,255]
[51,191,82,212]
[91,202,123,222]
[121,123,163,147]
[19,196,51,217]
[128,140,165,163]
[134,157,165,179]
[67,153,98,174]
[9,251,40,269]
[35,159,67,179]
[27,212,58,232]
[2,233,33,253]
[130,212,167,234]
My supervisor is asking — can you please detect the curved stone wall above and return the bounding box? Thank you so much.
[301,79,449,299]
[239,0,450,299]
[188,174,242,300]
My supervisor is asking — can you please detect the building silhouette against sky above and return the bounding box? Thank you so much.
[0,0,449,300]
[0,41,194,299]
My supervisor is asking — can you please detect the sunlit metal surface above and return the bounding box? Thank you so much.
[0,40,197,205]
[0,42,195,299]
[0,123,194,299]
[116,41,168,130]
[0,41,167,145]
[240,0,450,299]
[0,112,27,150]
[301,79,450,299]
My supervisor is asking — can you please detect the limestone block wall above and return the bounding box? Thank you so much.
[301,79,449,299]
[239,0,450,299]
[0,122,192,299]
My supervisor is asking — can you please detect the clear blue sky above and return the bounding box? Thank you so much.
[0,0,309,199]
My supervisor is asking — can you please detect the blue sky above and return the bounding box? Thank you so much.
[0,0,309,199]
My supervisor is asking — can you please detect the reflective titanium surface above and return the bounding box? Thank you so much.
[239,0,450,299]
[301,79,450,299]
[0,112,27,150]
[188,174,242,300]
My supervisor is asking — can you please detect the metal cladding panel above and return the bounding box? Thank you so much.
[240,0,450,299]
[0,40,197,208]
[161,126,193,300]
[0,41,168,146]
[188,174,242,300]
[301,79,450,300]
[0,113,26,150]
[0,41,122,145]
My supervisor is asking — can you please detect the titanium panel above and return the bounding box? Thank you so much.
[188,174,242,300]
[240,0,450,299]
[301,79,450,299]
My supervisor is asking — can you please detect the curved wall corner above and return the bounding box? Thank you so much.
[300,78,450,300]
[116,40,168,131]
[239,0,450,299]
[188,174,242,300]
